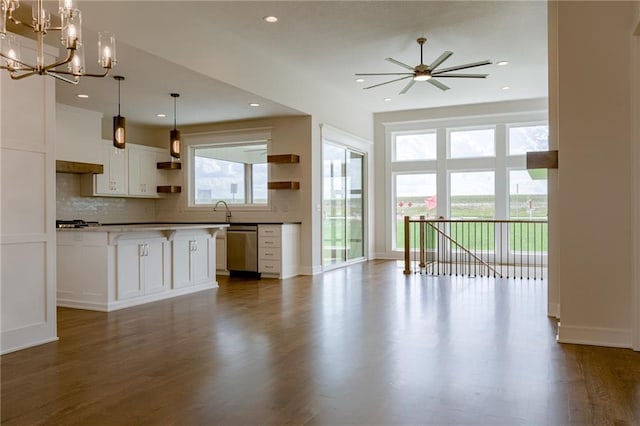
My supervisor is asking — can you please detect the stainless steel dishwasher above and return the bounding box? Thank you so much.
[226,225,258,274]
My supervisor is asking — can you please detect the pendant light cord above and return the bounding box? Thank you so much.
[173,96,177,130]
[117,79,121,116]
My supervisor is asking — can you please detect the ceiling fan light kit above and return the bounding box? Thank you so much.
[356,37,491,94]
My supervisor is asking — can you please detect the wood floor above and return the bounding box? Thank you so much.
[2,260,640,425]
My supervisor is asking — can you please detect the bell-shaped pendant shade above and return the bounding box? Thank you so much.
[113,115,126,149]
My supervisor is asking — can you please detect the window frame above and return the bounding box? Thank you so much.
[385,111,548,254]
[185,128,272,212]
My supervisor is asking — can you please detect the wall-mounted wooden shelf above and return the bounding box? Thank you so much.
[156,185,182,193]
[267,154,300,164]
[268,181,300,190]
[56,160,104,174]
[157,161,182,170]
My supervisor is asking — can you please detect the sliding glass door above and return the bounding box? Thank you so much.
[323,143,364,266]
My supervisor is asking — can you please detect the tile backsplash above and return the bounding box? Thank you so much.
[56,173,156,223]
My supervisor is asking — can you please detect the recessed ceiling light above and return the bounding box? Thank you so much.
[156,113,166,118]
[355,78,365,83]
[384,98,392,102]
[497,61,509,66]
[502,86,511,90]
[249,103,260,107]
[263,16,278,23]
[76,94,89,98]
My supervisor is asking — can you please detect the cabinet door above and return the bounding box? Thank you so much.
[190,236,210,284]
[128,146,158,197]
[144,239,166,294]
[172,237,191,288]
[110,145,128,195]
[116,241,144,300]
[93,141,127,196]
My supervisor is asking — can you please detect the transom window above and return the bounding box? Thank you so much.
[449,127,495,158]
[393,132,437,161]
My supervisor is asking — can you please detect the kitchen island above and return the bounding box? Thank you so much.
[57,224,228,312]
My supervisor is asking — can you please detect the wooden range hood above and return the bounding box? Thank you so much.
[55,160,104,174]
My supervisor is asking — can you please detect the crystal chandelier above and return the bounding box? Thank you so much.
[0,0,116,84]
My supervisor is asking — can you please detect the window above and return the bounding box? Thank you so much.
[393,132,437,161]
[449,128,495,158]
[509,169,548,219]
[192,143,268,206]
[508,125,549,155]
[388,118,549,253]
[450,171,495,219]
[394,173,437,249]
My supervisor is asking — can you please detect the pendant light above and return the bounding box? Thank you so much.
[170,93,181,159]
[113,75,126,150]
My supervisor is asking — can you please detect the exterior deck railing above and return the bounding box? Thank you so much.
[403,216,548,279]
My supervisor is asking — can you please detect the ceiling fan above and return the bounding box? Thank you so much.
[356,37,492,94]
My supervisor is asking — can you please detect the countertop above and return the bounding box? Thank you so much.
[56,223,230,233]
[56,221,302,233]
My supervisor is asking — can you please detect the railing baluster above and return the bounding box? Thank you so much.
[402,218,547,280]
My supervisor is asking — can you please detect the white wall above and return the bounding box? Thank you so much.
[1,37,58,353]
[552,1,640,348]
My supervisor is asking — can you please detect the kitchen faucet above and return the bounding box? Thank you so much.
[213,200,232,223]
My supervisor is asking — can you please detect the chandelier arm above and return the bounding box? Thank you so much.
[45,71,80,84]
[52,68,111,78]
[9,70,38,80]
[0,52,36,71]
[42,49,76,72]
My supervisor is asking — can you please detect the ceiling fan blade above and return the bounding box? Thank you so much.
[385,57,415,71]
[433,73,488,78]
[429,51,453,71]
[355,72,414,76]
[399,80,416,95]
[427,79,450,91]
[432,60,492,75]
[363,75,412,90]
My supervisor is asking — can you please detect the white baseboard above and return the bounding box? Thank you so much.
[0,336,59,355]
[57,282,218,312]
[547,302,560,319]
[557,323,632,348]
[298,265,323,276]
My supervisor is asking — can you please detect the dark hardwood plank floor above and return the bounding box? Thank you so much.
[2,260,639,425]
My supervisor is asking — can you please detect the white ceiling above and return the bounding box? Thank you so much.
[51,1,547,128]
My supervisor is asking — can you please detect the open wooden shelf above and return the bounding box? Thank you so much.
[156,185,182,193]
[268,181,300,190]
[157,161,182,170]
[56,160,104,174]
[267,154,299,164]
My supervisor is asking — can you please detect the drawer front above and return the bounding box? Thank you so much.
[258,225,281,238]
[259,247,281,261]
[258,236,281,249]
[259,259,281,274]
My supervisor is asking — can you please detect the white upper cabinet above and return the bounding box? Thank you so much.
[128,144,159,197]
[82,140,129,196]
[81,141,168,198]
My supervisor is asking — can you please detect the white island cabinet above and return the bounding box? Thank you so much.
[172,230,215,288]
[57,224,227,312]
